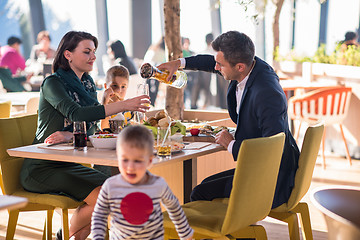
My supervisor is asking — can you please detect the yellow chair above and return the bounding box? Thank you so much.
[163,133,286,240]
[0,101,11,118]
[0,114,84,240]
[268,124,324,240]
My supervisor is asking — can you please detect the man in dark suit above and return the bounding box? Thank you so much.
[158,31,300,209]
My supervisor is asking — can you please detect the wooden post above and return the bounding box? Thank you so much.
[163,0,184,120]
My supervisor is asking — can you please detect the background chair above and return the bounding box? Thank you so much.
[0,114,83,240]
[0,101,11,118]
[25,96,40,114]
[268,124,324,240]
[311,186,360,240]
[163,133,285,240]
[288,86,352,169]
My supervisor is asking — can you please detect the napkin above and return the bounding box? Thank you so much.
[184,142,212,150]
[37,143,74,151]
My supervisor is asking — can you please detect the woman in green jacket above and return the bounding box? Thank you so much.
[20,31,150,240]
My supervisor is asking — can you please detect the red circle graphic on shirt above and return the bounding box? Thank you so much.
[120,192,153,225]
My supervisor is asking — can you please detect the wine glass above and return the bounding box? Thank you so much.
[135,82,150,124]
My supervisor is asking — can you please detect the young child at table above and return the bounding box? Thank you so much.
[91,125,193,240]
[100,65,132,130]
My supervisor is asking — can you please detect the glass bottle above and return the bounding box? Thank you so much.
[140,63,187,89]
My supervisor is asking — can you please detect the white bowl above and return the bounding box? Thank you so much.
[89,134,118,149]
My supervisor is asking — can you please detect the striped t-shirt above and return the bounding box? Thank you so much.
[91,171,193,240]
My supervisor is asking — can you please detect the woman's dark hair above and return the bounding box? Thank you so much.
[53,31,98,72]
[108,40,127,59]
[212,31,255,67]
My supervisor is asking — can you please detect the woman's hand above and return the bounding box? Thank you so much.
[157,59,181,82]
[104,95,150,117]
[44,131,73,145]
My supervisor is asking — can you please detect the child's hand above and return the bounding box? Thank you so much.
[103,87,115,104]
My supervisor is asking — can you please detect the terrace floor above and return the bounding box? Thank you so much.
[1,153,359,240]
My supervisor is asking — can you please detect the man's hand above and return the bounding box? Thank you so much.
[157,59,181,82]
[214,129,234,148]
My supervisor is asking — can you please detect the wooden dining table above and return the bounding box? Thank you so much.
[7,142,225,204]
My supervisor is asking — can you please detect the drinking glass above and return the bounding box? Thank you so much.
[73,121,87,151]
[134,82,150,124]
[157,126,171,158]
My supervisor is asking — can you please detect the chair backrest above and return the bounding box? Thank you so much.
[0,101,12,118]
[221,132,285,234]
[0,114,38,195]
[288,87,352,125]
[0,67,26,92]
[25,97,40,114]
[311,186,360,240]
[285,124,324,211]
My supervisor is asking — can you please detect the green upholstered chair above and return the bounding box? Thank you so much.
[163,132,285,240]
[268,124,324,240]
[0,114,84,240]
[0,67,26,92]
[0,101,11,118]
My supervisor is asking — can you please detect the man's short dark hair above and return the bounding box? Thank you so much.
[212,31,255,67]
[344,31,358,42]
[7,36,22,46]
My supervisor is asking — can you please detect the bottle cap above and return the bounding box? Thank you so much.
[140,63,154,79]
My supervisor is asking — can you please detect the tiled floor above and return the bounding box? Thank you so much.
[1,154,359,240]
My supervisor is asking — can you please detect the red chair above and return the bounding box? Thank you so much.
[288,86,352,169]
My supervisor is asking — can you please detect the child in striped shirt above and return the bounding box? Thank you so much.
[91,125,193,240]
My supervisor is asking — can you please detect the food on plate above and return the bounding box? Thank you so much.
[147,117,158,127]
[92,134,117,138]
[95,130,111,135]
[155,110,166,120]
[213,126,228,134]
[89,134,118,149]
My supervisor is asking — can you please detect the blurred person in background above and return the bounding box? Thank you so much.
[181,37,198,108]
[29,30,56,61]
[103,39,137,75]
[341,31,360,50]
[143,37,166,106]
[0,36,26,75]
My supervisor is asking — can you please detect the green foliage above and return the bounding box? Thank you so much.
[277,43,360,67]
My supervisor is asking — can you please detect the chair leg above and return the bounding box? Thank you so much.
[44,209,54,240]
[287,213,300,240]
[253,225,267,240]
[293,203,313,240]
[61,209,70,240]
[322,127,326,169]
[339,124,352,166]
[268,211,300,240]
[6,209,20,240]
[294,121,302,143]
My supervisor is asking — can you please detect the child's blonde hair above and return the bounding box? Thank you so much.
[105,65,130,85]
[117,125,154,154]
